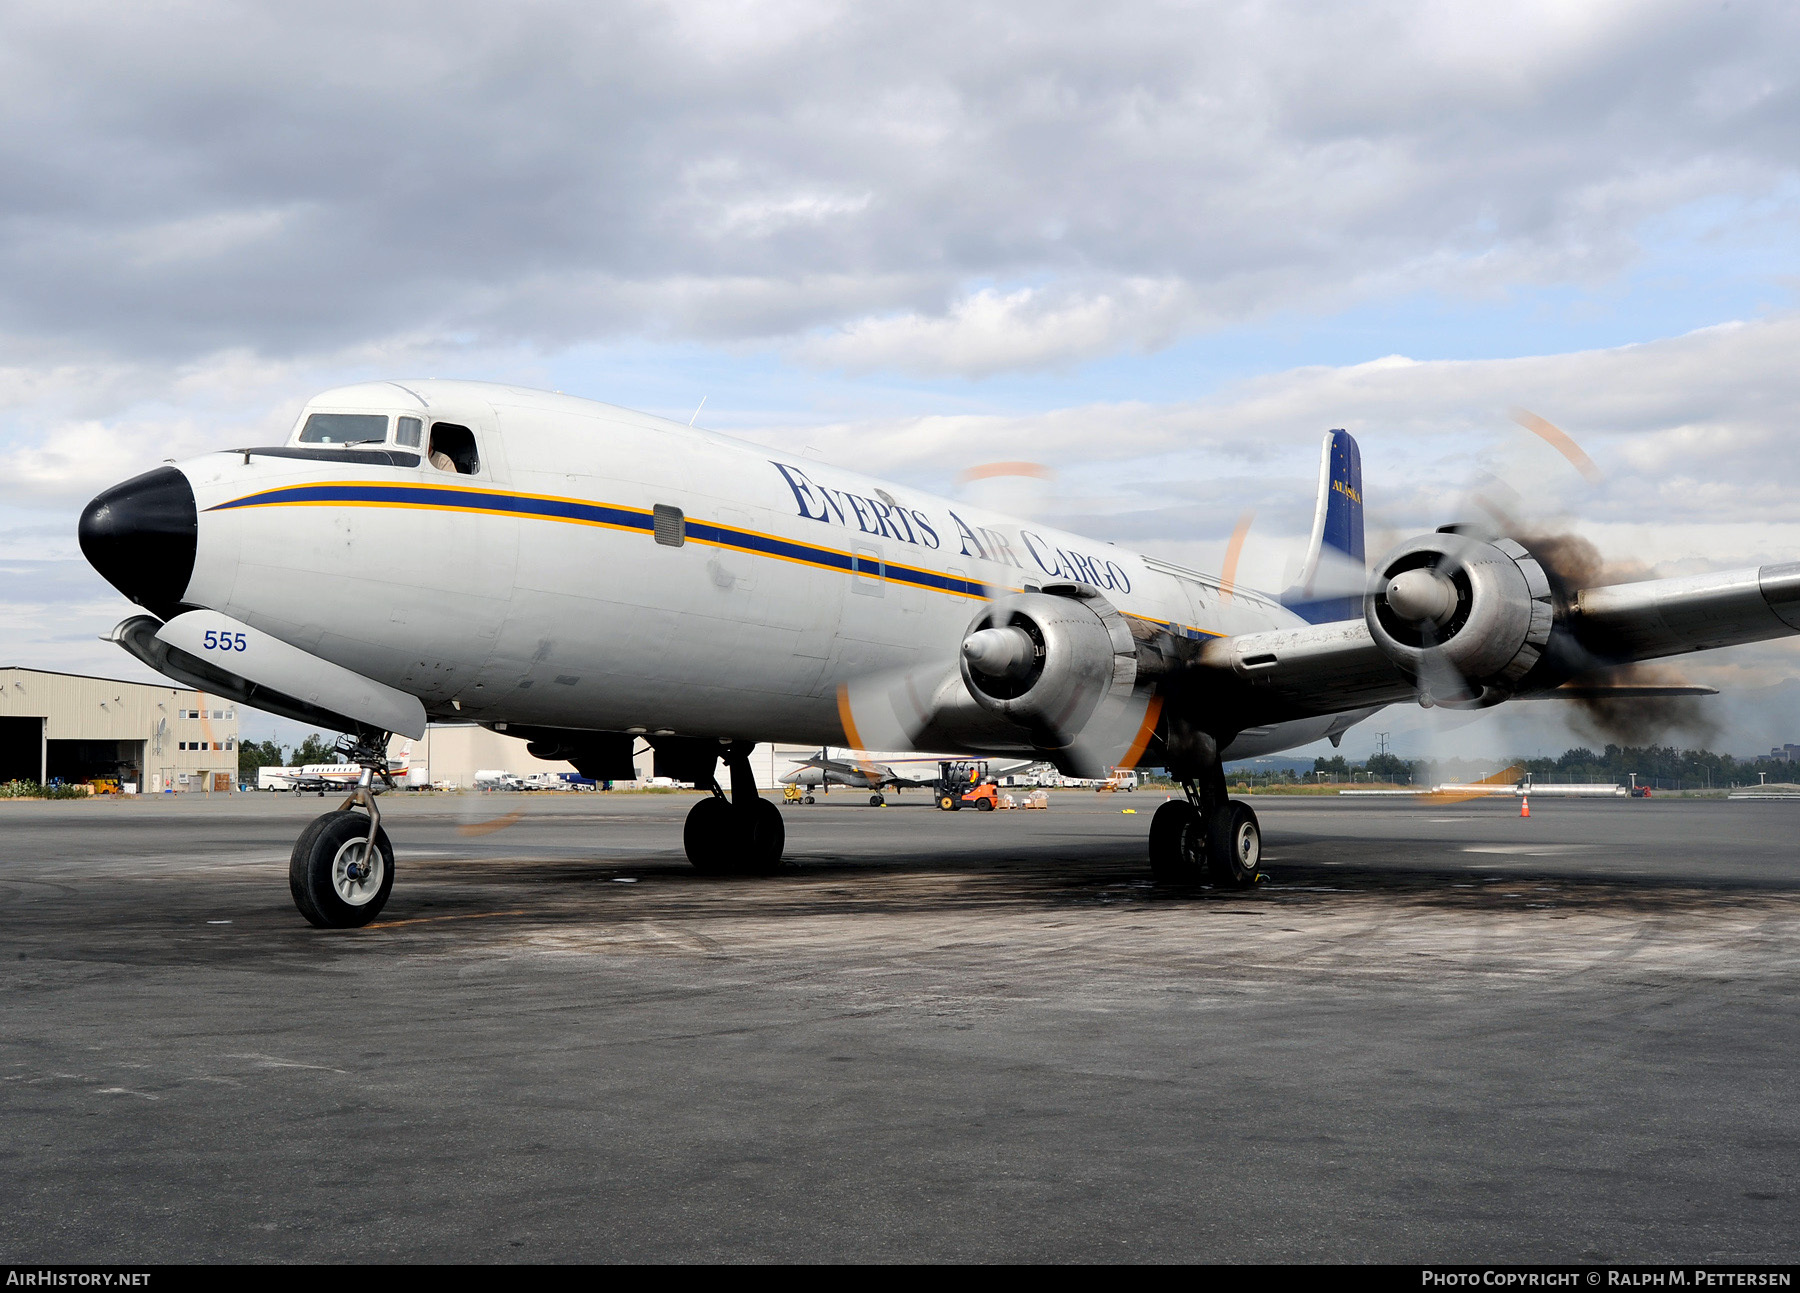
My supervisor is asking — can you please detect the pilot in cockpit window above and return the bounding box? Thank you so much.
[426,423,479,475]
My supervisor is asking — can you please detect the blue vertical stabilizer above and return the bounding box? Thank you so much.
[1279,429,1365,623]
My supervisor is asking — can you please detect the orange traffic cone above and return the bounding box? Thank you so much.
[1520,795,1530,818]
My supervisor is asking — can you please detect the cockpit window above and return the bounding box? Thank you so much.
[396,416,423,448]
[427,423,479,474]
[299,413,389,445]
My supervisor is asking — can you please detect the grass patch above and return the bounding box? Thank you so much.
[0,781,94,799]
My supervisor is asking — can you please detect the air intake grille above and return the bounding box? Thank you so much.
[653,504,685,547]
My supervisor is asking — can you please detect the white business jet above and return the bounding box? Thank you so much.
[78,381,1796,928]
[267,740,414,795]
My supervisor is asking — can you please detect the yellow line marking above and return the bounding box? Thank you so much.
[365,909,527,930]
[457,811,524,837]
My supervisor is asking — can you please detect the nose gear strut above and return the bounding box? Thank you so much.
[288,726,400,928]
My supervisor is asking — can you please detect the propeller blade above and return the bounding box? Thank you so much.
[835,657,959,753]
[1509,408,1602,484]
[1219,510,1254,602]
[1054,686,1164,780]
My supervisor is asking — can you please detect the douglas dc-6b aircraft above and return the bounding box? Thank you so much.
[77,380,1800,928]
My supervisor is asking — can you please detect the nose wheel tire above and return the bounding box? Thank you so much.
[1208,801,1262,889]
[869,794,885,807]
[290,810,395,928]
[684,796,786,875]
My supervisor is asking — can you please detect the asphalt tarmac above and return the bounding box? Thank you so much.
[3,789,1798,1263]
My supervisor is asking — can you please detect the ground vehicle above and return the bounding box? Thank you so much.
[937,760,999,811]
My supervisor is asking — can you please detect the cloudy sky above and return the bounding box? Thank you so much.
[4,0,1799,758]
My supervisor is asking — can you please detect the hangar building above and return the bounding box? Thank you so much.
[387,724,819,791]
[0,667,242,793]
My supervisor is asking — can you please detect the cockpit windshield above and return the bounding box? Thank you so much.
[298,413,390,445]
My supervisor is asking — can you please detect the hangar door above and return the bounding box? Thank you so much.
[46,739,146,785]
[0,716,44,783]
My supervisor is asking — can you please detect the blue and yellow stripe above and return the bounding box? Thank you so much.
[207,480,991,599]
[208,479,1227,639]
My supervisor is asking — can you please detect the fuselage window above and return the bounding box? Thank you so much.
[396,416,423,448]
[426,423,479,474]
[299,413,389,445]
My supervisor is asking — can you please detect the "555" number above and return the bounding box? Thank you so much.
[203,630,249,652]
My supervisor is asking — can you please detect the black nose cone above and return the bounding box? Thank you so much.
[78,466,197,619]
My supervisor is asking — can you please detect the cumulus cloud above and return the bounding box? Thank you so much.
[0,0,1795,371]
[745,312,1800,579]
[795,279,1198,375]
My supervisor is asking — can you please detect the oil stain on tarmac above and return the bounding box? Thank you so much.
[3,792,1797,1262]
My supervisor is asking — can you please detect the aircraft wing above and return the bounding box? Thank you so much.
[782,754,879,786]
[274,774,340,792]
[1194,561,1800,726]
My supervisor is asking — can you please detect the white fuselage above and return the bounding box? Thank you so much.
[174,381,1337,760]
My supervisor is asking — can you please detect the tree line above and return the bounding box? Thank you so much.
[1286,744,1784,790]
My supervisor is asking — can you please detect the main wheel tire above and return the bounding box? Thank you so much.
[804,794,815,804]
[289,810,395,928]
[1208,800,1262,889]
[744,796,786,873]
[869,794,884,807]
[684,796,735,873]
[1148,800,1205,883]
[685,795,786,874]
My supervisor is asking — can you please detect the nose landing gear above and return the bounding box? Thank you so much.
[683,740,785,875]
[290,730,397,928]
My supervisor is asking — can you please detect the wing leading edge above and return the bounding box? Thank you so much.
[1196,560,1800,728]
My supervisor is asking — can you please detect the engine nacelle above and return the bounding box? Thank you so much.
[1366,532,1555,706]
[959,586,1137,747]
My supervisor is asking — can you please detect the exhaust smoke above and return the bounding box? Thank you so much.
[1522,531,1717,747]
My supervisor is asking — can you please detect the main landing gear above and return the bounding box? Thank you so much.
[290,730,396,928]
[684,741,785,875]
[1148,743,1262,889]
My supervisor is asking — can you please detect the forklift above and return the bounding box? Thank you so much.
[937,760,999,811]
